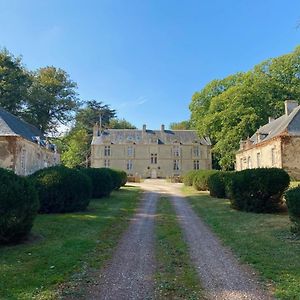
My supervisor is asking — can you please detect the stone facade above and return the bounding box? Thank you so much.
[236,100,300,179]
[91,124,212,178]
[0,108,60,176]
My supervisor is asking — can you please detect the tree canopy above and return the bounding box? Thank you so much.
[190,46,300,169]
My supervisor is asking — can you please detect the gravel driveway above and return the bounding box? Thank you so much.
[87,190,158,300]
[139,180,273,300]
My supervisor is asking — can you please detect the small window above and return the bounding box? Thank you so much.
[173,146,180,157]
[247,156,252,169]
[173,159,180,171]
[127,160,133,170]
[104,146,111,156]
[150,153,157,164]
[193,146,200,157]
[127,146,134,157]
[104,159,110,167]
[257,153,261,168]
[193,160,200,170]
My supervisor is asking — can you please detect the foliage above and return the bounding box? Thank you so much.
[108,118,136,129]
[0,168,39,244]
[228,168,290,213]
[190,46,300,169]
[31,166,91,213]
[207,171,233,198]
[23,66,79,133]
[285,187,300,234]
[0,48,31,114]
[80,168,114,198]
[183,170,198,186]
[60,127,90,168]
[0,187,140,299]
[169,120,192,130]
[105,168,127,190]
[192,170,218,191]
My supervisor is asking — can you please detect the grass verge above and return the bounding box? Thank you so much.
[183,186,300,300]
[0,187,140,300]
[154,197,204,300]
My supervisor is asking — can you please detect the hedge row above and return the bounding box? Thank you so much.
[0,166,127,245]
[285,187,300,234]
[183,168,290,213]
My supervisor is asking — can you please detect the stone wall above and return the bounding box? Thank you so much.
[0,136,60,176]
[91,143,212,178]
[282,136,300,180]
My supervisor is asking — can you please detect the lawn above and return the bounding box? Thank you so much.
[183,186,300,300]
[154,197,205,300]
[0,187,140,300]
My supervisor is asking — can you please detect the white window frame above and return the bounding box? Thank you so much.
[193,160,200,170]
[127,160,133,170]
[173,159,180,171]
[104,145,111,156]
[104,159,110,168]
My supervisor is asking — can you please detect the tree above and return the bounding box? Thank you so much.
[24,66,79,133]
[169,120,192,130]
[0,49,31,114]
[108,118,136,129]
[190,46,300,169]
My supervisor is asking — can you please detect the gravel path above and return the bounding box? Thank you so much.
[139,180,273,300]
[87,190,158,300]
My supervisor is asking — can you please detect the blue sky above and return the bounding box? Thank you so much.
[0,0,300,130]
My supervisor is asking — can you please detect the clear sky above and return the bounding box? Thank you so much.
[0,0,300,130]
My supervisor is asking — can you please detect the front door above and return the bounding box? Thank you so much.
[151,169,157,179]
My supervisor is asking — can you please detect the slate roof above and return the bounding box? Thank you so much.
[249,105,300,145]
[0,107,44,142]
[92,129,211,146]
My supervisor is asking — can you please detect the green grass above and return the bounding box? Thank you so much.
[0,187,140,300]
[183,186,300,300]
[154,197,205,300]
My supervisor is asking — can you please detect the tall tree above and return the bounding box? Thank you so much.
[169,120,192,130]
[24,66,79,133]
[190,46,300,169]
[108,118,136,129]
[0,49,31,114]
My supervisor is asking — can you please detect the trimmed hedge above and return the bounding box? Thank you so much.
[80,168,113,198]
[106,169,127,190]
[192,170,218,191]
[183,170,197,186]
[0,168,39,244]
[228,168,290,213]
[31,166,92,213]
[285,187,300,234]
[207,171,233,198]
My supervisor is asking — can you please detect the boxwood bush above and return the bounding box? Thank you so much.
[192,170,218,191]
[106,169,127,190]
[80,168,114,198]
[285,187,300,234]
[228,168,290,213]
[0,168,39,244]
[183,170,197,186]
[31,166,92,213]
[207,171,233,198]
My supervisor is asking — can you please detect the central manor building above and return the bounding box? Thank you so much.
[91,124,212,178]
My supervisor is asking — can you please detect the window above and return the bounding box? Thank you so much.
[127,146,134,157]
[193,160,200,170]
[173,159,180,171]
[271,148,275,166]
[150,153,157,164]
[173,146,180,157]
[127,160,133,170]
[247,156,252,169]
[240,158,243,170]
[257,153,261,168]
[193,146,200,157]
[104,159,110,167]
[104,146,111,156]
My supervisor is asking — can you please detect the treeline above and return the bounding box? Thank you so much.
[0,48,136,166]
[189,46,300,169]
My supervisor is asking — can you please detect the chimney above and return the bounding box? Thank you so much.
[142,124,146,132]
[93,122,100,136]
[161,124,165,132]
[285,100,298,116]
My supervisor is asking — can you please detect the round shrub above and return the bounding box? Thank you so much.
[285,187,300,234]
[106,169,127,190]
[183,170,197,186]
[192,170,218,191]
[228,168,290,213]
[80,168,113,198]
[208,171,234,198]
[31,166,92,213]
[0,168,39,244]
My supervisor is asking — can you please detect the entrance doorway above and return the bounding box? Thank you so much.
[151,169,157,179]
